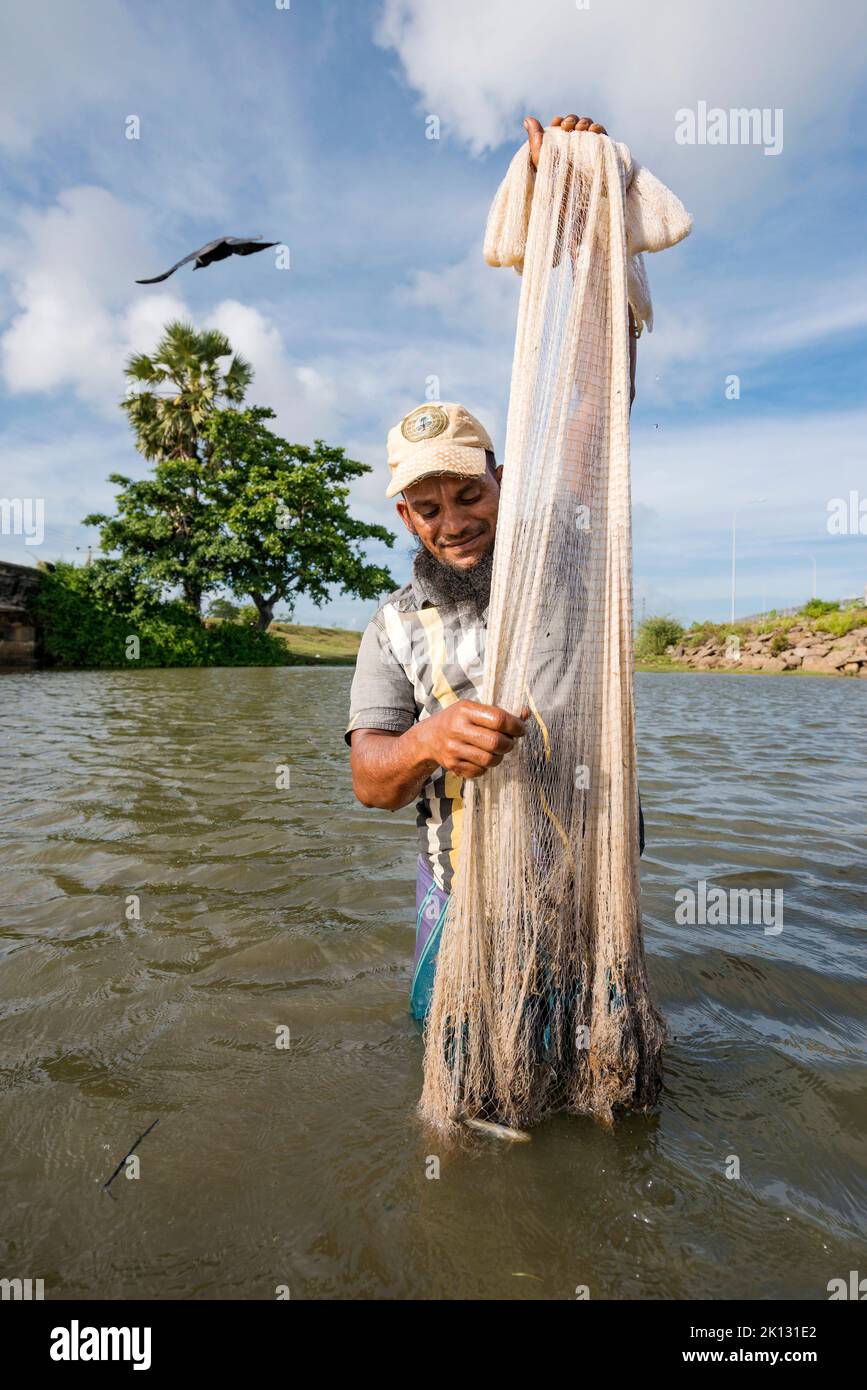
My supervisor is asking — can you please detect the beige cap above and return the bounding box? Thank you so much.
[385,401,493,499]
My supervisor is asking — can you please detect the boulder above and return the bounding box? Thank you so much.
[801,654,843,673]
[822,649,853,670]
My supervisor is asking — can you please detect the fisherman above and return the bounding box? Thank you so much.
[345,114,643,1021]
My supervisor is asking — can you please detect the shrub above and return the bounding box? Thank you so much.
[33,562,295,669]
[770,632,790,655]
[202,619,292,666]
[800,598,840,618]
[635,615,685,658]
[34,562,135,667]
[814,607,867,638]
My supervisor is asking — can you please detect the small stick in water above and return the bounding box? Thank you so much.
[102,1118,160,1193]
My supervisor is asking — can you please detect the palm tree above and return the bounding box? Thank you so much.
[120,321,253,611]
[122,320,253,464]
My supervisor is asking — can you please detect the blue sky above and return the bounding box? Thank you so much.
[1,0,865,627]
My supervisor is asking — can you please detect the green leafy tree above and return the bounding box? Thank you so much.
[84,457,227,617]
[203,406,396,629]
[108,320,253,612]
[207,598,242,620]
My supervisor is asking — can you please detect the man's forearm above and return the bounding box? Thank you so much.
[350,724,440,812]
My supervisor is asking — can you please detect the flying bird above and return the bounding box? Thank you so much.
[136,236,278,284]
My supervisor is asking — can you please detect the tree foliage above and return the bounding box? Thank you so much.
[203,406,396,628]
[84,457,227,616]
[34,562,293,669]
[108,320,253,611]
[87,318,397,628]
[122,320,252,464]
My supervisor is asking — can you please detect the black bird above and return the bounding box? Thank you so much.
[136,236,278,284]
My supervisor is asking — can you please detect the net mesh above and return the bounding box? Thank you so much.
[419,129,690,1137]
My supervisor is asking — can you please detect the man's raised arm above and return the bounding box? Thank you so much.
[524,111,639,407]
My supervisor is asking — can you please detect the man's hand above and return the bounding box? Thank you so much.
[419,700,529,780]
[349,701,530,811]
[524,113,608,171]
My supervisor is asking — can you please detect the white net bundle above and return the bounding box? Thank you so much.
[419,129,691,1136]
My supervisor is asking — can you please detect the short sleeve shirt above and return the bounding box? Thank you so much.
[346,546,642,894]
[345,557,487,893]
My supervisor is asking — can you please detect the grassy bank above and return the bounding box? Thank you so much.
[267,622,361,665]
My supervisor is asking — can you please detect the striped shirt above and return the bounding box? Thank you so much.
[345,554,487,894]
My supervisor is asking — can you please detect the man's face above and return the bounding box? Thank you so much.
[396,463,503,571]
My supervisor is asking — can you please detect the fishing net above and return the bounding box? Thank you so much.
[419,129,691,1135]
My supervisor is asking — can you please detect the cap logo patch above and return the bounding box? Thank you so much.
[401,404,449,443]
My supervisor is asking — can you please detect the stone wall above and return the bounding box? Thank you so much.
[0,561,43,669]
[667,622,867,677]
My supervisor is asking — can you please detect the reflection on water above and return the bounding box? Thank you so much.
[0,667,865,1299]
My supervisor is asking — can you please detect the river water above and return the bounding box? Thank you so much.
[1,667,864,1300]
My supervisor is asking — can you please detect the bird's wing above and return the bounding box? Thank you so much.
[231,240,279,256]
[135,238,229,284]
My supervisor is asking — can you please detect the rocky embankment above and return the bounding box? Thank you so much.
[667,621,867,677]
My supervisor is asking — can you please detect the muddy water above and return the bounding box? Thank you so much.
[1,667,864,1299]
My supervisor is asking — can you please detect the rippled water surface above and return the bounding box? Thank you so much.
[1,667,865,1300]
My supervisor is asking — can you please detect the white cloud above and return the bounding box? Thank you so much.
[0,189,344,443]
[0,186,179,408]
[376,0,867,229]
[206,299,333,442]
